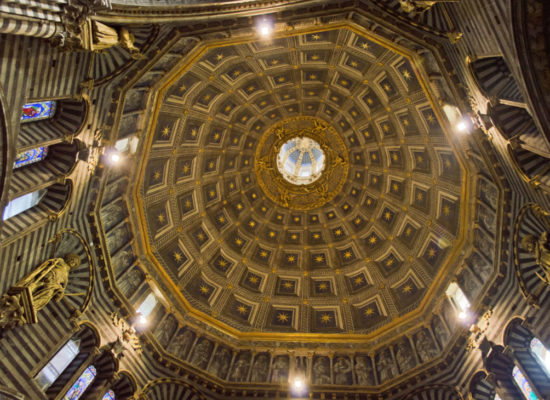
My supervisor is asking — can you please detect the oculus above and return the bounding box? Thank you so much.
[277,137,325,185]
[255,116,348,210]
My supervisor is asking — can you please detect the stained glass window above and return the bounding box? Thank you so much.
[21,101,56,123]
[35,338,80,390]
[531,337,550,376]
[102,390,116,400]
[63,365,97,400]
[13,146,49,169]
[513,365,539,400]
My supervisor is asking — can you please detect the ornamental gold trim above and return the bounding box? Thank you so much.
[255,116,349,210]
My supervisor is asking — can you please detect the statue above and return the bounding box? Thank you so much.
[101,203,122,230]
[118,268,144,297]
[432,315,449,347]
[271,355,289,383]
[521,231,550,284]
[415,330,439,363]
[230,353,250,382]
[208,348,231,378]
[52,19,143,59]
[354,356,374,385]
[377,351,397,383]
[153,315,177,348]
[333,357,352,385]
[250,354,269,382]
[190,339,212,368]
[313,357,331,384]
[398,0,436,13]
[395,342,415,372]
[0,254,80,330]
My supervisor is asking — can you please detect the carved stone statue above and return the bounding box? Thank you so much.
[333,357,352,385]
[101,203,122,230]
[395,342,415,372]
[250,354,269,382]
[355,356,374,385]
[230,353,250,382]
[415,330,439,362]
[118,268,144,297]
[167,329,194,358]
[432,315,449,347]
[479,180,498,209]
[208,348,231,378]
[377,351,397,383]
[271,356,289,383]
[399,0,436,13]
[190,339,212,368]
[313,357,331,384]
[52,0,143,59]
[1,254,80,330]
[153,315,177,348]
[521,231,550,284]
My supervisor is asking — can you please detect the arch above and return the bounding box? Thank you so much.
[503,318,550,397]
[483,343,530,399]
[17,97,89,149]
[9,140,81,200]
[41,324,100,398]
[140,378,207,400]
[469,56,524,103]
[1,179,73,240]
[78,350,118,400]
[111,370,137,399]
[401,384,463,400]
[512,203,550,307]
[469,370,499,400]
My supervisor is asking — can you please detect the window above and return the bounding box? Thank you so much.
[114,136,139,154]
[102,389,116,400]
[494,394,502,400]
[2,189,47,220]
[136,292,157,322]
[13,146,49,169]
[35,339,81,390]
[445,282,470,319]
[513,366,539,400]
[530,337,550,376]
[21,101,56,123]
[63,365,96,400]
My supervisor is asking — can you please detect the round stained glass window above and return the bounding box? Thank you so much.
[277,137,325,185]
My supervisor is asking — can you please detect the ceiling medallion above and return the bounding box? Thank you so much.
[255,116,348,210]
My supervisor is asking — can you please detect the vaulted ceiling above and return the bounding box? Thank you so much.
[93,5,505,394]
[136,25,469,338]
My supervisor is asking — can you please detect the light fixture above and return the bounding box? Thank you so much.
[136,313,148,326]
[456,117,472,133]
[256,16,274,38]
[110,153,120,163]
[290,376,307,397]
[106,149,122,165]
[458,311,468,320]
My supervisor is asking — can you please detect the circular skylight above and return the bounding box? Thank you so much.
[277,136,325,185]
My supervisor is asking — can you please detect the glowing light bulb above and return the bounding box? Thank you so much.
[458,311,468,320]
[137,314,148,326]
[292,378,304,390]
[110,153,120,163]
[260,24,271,37]
[257,17,274,38]
[456,117,472,133]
